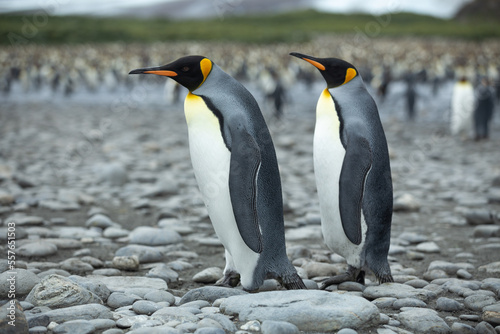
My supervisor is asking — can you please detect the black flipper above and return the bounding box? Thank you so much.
[339,132,372,245]
[228,127,263,254]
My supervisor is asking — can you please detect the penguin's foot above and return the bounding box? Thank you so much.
[278,273,307,290]
[320,266,364,290]
[215,272,240,288]
[376,273,394,284]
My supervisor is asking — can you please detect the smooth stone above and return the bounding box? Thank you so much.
[180,286,248,305]
[144,290,175,304]
[393,193,420,212]
[17,241,58,257]
[371,297,396,309]
[397,307,450,333]
[302,261,345,278]
[482,303,500,326]
[92,269,122,276]
[68,275,112,302]
[128,326,181,334]
[465,209,496,225]
[476,321,496,334]
[60,258,94,273]
[464,295,496,311]
[39,200,80,211]
[26,274,102,307]
[112,256,139,271]
[103,227,130,239]
[404,279,429,288]
[85,214,115,228]
[392,298,427,309]
[132,300,162,315]
[7,215,44,226]
[151,307,199,323]
[29,326,48,333]
[80,256,104,268]
[96,163,128,186]
[241,320,261,331]
[115,314,149,328]
[474,225,500,238]
[398,232,428,244]
[220,290,379,332]
[416,241,441,253]
[181,300,211,309]
[167,260,194,271]
[129,226,182,246]
[479,262,500,274]
[107,292,141,309]
[166,250,199,259]
[197,318,223,329]
[337,330,358,334]
[460,314,481,321]
[457,269,473,279]
[260,320,300,334]
[20,301,34,310]
[363,283,434,302]
[81,275,168,292]
[436,297,464,311]
[28,304,113,323]
[451,322,477,334]
[0,268,40,298]
[338,282,365,292]
[406,251,425,260]
[41,238,82,250]
[89,318,116,330]
[146,264,179,283]
[115,245,163,263]
[53,320,96,334]
[194,328,225,334]
[423,269,449,281]
[193,267,223,283]
[204,313,238,332]
[428,260,475,275]
[0,300,29,334]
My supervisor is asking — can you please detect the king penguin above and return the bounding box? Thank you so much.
[129,56,305,291]
[290,52,394,288]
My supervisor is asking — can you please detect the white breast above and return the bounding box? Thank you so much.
[184,93,259,287]
[314,89,366,267]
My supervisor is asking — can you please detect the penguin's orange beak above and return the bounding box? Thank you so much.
[129,66,177,77]
[289,52,326,71]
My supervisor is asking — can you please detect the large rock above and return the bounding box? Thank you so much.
[220,290,379,332]
[26,274,102,308]
[397,307,451,333]
[0,300,29,334]
[0,269,40,298]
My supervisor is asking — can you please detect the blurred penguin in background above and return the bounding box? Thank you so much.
[451,76,474,139]
[474,77,495,141]
[405,73,417,121]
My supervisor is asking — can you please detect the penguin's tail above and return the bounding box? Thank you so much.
[280,272,307,290]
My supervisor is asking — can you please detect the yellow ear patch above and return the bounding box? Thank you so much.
[199,58,213,86]
[343,67,357,85]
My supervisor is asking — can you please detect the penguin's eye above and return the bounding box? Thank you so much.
[181,66,190,72]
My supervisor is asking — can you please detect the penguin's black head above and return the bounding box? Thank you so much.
[290,52,358,89]
[129,55,213,92]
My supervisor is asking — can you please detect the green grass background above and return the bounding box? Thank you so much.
[1,10,499,45]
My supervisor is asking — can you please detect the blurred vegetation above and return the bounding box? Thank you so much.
[1,9,500,45]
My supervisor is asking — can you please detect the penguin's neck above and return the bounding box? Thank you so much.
[316,88,341,129]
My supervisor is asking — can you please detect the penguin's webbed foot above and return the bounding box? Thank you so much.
[320,266,364,290]
[279,273,307,290]
[215,272,240,288]
[376,273,394,284]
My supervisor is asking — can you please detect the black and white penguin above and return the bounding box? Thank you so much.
[290,52,393,288]
[130,56,305,291]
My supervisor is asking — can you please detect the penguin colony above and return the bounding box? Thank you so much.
[130,51,393,290]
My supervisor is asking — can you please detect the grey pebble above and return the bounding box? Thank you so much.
[60,258,94,273]
[261,320,299,334]
[17,241,58,257]
[194,328,225,334]
[338,281,365,292]
[451,322,477,334]
[406,251,425,260]
[103,227,130,239]
[392,298,427,309]
[460,314,480,321]
[92,268,122,276]
[85,214,115,228]
[73,248,92,257]
[96,163,127,186]
[112,255,139,271]
[337,329,358,334]
[89,318,116,330]
[20,301,34,310]
[82,275,167,292]
[28,303,113,323]
[115,315,149,329]
[107,292,141,309]
[423,269,449,280]
[197,318,223,329]
[436,297,464,311]
[144,290,176,304]
[371,297,396,308]
[129,226,182,245]
[68,275,112,302]
[363,283,435,302]
[476,321,496,334]
[482,303,500,326]
[205,313,238,332]
[181,300,211,309]
[146,263,179,283]
[416,241,441,253]
[29,326,48,333]
[458,269,473,279]
[132,300,162,315]
[404,279,429,288]
[53,320,96,334]
[180,286,248,305]
[0,268,40,298]
[479,262,500,274]
[115,245,164,263]
[397,307,450,333]
[464,295,496,311]
[151,307,199,323]
[167,260,194,271]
